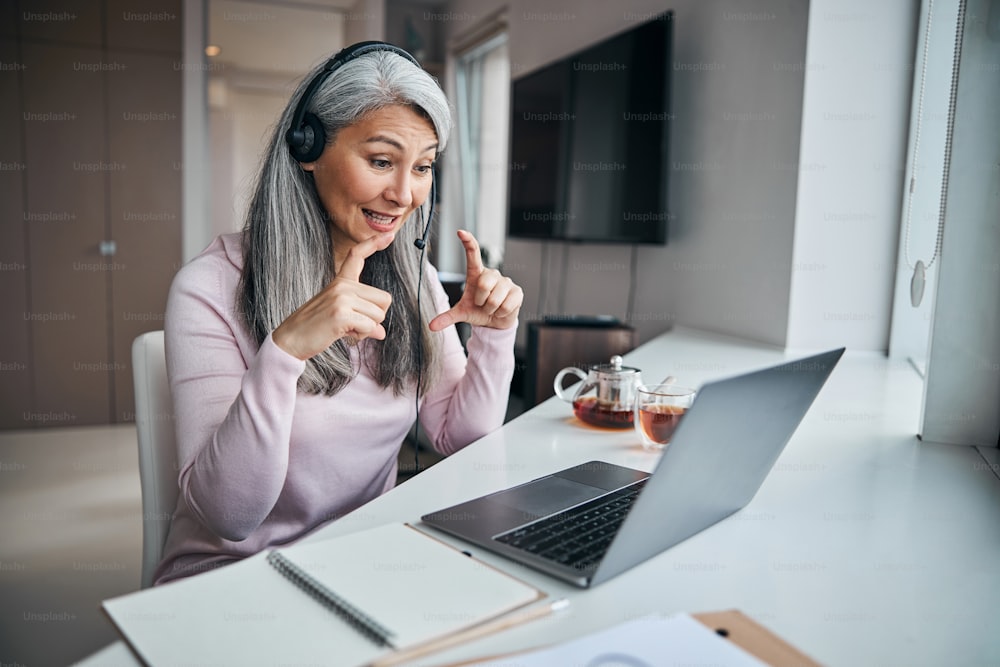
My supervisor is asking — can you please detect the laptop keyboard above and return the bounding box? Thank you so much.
[495,479,647,571]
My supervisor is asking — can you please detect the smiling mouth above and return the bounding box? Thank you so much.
[363,209,397,227]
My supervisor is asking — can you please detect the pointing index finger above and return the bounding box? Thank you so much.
[337,232,395,282]
[458,229,485,276]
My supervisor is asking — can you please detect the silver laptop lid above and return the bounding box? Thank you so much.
[590,348,844,586]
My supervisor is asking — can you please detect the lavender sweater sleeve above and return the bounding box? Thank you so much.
[161,235,515,555]
[419,319,517,456]
[165,241,307,541]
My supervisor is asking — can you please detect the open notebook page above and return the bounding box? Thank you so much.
[103,523,543,666]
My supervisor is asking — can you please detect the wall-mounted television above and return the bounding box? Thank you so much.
[507,14,673,244]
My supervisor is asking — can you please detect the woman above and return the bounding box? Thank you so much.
[154,43,522,585]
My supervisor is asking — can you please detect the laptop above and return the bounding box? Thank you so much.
[421,348,844,588]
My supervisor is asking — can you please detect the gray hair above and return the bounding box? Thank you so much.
[239,49,453,396]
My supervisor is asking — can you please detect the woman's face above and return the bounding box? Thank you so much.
[303,104,438,269]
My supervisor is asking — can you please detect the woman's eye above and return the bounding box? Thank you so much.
[371,159,391,169]
[415,164,432,175]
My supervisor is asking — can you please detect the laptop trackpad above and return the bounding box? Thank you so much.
[491,477,606,519]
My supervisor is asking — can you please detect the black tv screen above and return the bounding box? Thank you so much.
[507,14,673,244]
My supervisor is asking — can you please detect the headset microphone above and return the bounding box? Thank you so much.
[412,161,437,476]
[414,165,436,251]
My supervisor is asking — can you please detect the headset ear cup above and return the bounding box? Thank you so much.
[287,43,421,163]
[289,112,327,163]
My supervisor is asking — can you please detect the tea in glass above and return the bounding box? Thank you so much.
[634,384,696,449]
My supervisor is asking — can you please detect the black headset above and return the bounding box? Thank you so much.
[286,41,419,163]
[286,41,436,251]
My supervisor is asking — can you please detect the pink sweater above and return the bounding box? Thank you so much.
[153,233,515,585]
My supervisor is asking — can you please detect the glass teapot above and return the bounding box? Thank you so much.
[553,355,642,428]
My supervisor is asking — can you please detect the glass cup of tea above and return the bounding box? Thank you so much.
[634,384,696,450]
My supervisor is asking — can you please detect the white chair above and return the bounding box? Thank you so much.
[132,330,179,588]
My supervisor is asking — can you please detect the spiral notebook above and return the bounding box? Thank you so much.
[103,523,545,666]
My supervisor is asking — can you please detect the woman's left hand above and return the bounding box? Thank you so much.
[429,230,523,332]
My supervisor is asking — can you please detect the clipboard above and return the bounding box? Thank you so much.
[692,610,823,667]
[441,608,822,667]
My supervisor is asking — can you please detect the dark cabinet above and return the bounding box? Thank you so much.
[524,322,638,407]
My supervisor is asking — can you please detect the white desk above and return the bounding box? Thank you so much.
[78,326,1000,666]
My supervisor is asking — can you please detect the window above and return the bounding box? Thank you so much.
[893,0,1000,449]
[887,0,960,373]
[449,23,509,269]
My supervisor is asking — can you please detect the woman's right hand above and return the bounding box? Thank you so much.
[272,232,395,361]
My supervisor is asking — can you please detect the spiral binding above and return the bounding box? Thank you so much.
[266,551,394,647]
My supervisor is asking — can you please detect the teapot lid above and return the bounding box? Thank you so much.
[592,355,640,376]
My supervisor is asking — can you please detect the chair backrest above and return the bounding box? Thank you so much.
[132,330,178,588]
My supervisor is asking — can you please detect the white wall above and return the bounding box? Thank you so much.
[182,0,212,262]
[787,0,919,352]
[209,83,288,237]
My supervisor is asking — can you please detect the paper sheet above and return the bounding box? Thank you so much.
[464,613,770,667]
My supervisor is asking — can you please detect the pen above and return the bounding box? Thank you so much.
[370,598,570,667]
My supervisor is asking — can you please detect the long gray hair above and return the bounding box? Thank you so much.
[239,48,453,396]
